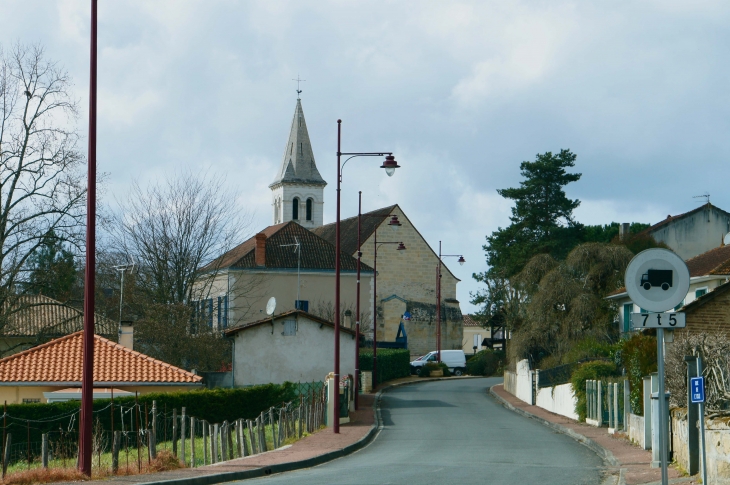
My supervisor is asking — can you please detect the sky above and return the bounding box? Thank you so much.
[2,0,730,313]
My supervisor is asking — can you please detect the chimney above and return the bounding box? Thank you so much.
[119,323,134,350]
[255,233,267,266]
[619,223,630,241]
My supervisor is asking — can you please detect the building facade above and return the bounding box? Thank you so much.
[646,203,730,260]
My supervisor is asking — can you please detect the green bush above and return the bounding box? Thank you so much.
[359,348,411,384]
[420,362,450,377]
[1,383,297,444]
[570,360,620,421]
[620,333,657,415]
[466,349,505,376]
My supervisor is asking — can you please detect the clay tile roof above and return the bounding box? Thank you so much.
[0,332,202,384]
[200,221,371,273]
[312,205,397,256]
[1,295,116,338]
[463,315,481,327]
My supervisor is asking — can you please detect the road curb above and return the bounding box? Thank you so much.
[489,385,625,485]
[129,377,483,485]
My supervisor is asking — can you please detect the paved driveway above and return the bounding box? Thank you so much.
[244,378,604,485]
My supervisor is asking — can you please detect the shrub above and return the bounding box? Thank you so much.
[359,348,410,384]
[570,360,619,421]
[620,332,656,415]
[466,349,505,376]
[420,362,450,377]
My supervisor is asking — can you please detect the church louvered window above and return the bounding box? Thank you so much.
[292,197,299,220]
[306,198,313,221]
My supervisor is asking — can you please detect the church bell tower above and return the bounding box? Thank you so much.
[269,98,326,228]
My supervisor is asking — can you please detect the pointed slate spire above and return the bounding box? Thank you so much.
[270,99,326,188]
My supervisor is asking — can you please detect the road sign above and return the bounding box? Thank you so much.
[691,377,705,403]
[403,311,411,321]
[625,249,690,313]
[631,312,686,329]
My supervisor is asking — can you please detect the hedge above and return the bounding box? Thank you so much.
[570,360,620,421]
[359,348,410,385]
[466,349,505,376]
[1,382,297,445]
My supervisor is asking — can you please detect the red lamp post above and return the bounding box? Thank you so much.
[79,0,98,476]
[436,241,465,363]
[335,120,398,433]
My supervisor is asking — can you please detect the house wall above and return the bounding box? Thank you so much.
[359,206,464,357]
[232,315,357,386]
[462,326,491,354]
[0,385,200,404]
[199,269,371,329]
[683,286,730,336]
[649,205,730,260]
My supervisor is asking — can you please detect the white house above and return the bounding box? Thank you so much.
[223,310,356,386]
[607,244,730,333]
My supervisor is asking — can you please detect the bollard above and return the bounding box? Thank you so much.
[112,431,121,473]
[42,433,48,468]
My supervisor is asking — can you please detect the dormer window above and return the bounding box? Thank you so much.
[292,197,299,220]
[306,198,313,221]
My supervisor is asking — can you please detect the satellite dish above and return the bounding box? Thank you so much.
[724,232,730,245]
[266,297,277,316]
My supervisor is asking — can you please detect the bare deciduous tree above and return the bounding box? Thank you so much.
[0,43,84,326]
[109,172,250,305]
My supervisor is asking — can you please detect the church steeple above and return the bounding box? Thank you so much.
[270,99,326,228]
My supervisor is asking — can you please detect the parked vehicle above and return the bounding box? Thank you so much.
[410,350,467,376]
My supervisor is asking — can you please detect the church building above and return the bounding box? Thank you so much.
[199,97,463,357]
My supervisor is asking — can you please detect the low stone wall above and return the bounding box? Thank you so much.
[504,370,517,395]
[670,408,730,484]
[628,413,646,449]
[535,383,578,420]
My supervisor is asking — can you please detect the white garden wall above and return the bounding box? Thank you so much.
[535,383,579,420]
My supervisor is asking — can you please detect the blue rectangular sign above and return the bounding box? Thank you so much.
[690,377,705,403]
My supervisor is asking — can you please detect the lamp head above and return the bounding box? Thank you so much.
[381,155,399,177]
[388,215,401,232]
[397,242,406,251]
[458,256,465,266]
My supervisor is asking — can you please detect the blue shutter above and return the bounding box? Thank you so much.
[217,297,222,327]
[623,304,632,333]
[223,295,228,328]
[208,299,213,327]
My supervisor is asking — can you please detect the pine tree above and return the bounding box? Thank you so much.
[26,231,77,301]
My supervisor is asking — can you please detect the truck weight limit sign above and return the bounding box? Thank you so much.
[625,248,690,313]
[631,312,686,329]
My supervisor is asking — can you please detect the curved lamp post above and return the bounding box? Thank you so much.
[335,120,398,433]
[436,242,465,363]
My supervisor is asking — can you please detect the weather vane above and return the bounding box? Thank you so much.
[292,75,306,99]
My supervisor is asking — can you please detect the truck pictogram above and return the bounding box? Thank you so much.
[641,269,673,291]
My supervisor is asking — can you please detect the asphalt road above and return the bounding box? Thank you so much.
[245,378,604,485]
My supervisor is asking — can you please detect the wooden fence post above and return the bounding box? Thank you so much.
[2,433,9,477]
[41,433,48,468]
[212,424,219,464]
[112,431,121,473]
[148,428,157,459]
[299,404,303,438]
[227,421,234,460]
[152,401,157,437]
[220,422,228,462]
[172,408,178,457]
[203,421,208,465]
[180,407,186,464]
[247,420,256,455]
[190,416,195,467]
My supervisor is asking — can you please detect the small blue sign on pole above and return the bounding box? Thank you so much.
[691,376,705,403]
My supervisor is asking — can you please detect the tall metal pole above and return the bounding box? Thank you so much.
[355,191,361,410]
[334,120,341,434]
[697,355,708,485]
[79,0,98,475]
[437,241,442,363]
[118,270,125,339]
[657,328,668,485]
[372,227,378,387]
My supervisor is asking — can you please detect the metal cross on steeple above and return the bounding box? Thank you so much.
[292,75,306,99]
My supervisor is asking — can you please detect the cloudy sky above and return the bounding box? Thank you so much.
[3,1,730,312]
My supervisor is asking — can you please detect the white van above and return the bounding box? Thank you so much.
[410,350,467,376]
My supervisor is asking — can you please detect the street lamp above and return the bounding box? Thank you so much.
[335,119,398,433]
[436,241,465,363]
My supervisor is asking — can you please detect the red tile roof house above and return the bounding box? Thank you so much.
[0,331,202,404]
[606,245,730,334]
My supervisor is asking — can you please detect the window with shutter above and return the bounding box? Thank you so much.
[283,319,296,336]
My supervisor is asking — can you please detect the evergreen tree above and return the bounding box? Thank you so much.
[484,149,583,278]
[27,231,77,301]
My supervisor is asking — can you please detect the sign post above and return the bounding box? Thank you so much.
[692,362,708,485]
[625,249,690,485]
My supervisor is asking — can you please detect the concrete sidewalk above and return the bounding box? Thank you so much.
[490,384,698,485]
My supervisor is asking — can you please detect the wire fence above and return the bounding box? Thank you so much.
[0,382,327,478]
